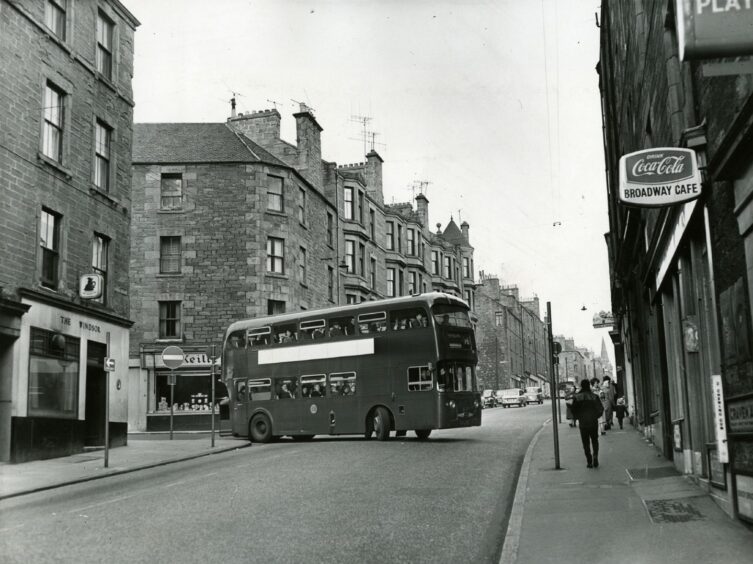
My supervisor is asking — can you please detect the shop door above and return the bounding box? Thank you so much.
[85,342,107,446]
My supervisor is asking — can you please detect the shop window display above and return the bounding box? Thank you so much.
[154,373,219,413]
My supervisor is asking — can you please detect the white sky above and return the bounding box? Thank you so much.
[126,0,613,366]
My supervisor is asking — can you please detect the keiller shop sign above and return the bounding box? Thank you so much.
[618,148,702,208]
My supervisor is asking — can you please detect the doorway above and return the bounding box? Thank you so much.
[85,341,107,446]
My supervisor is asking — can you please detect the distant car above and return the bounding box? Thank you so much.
[498,388,528,408]
[525,386,544,404]
[481,390,497,408]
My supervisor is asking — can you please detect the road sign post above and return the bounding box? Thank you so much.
[161,346,184,440]
[104,332,111,468]
[547,302,561,470]
[210,344,216,448]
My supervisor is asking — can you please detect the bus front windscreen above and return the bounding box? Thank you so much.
[432,304,472,328]
[437,361,477,392]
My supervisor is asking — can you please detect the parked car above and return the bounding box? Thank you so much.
[481,389,497,408]
[525,386,544,404]
[498,388,528,408]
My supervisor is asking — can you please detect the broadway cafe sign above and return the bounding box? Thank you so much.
[619,148,702,208]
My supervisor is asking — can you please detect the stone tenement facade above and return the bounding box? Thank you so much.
[0,0,139,462]
[474,275,550,392]
[128,106,475,432]
[599,1,753,520]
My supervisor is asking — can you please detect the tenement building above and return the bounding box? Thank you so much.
[599,1,753,521]
[128,105,475,431]
[0,0,139,461]
[474,274,549,392]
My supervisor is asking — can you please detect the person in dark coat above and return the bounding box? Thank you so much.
[615,397,627,429]
[570,378,605,468]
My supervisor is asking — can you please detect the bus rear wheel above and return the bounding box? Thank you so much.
[249,413,273,443]
[415,429,432,440]
[372,407,391,441]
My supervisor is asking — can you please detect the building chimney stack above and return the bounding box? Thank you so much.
[460,220,470,243]
[416,193,429,227]
[294,105,323,188]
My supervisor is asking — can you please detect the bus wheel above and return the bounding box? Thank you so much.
[292,434,314,441]
[373,407,391,441]
[249,413,273,443]
[415,429,432,440]
[395,430,407,437]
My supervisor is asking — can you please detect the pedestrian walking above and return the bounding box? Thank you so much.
[601,375,616,430]
[570,378,604,468]
[615,397,627,429]
[565,389,577,427]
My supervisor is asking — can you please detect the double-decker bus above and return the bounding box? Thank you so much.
[223,292,480,442]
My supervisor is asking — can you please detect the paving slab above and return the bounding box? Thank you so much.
[504,421,753,564]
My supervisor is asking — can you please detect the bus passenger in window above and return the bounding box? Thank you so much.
[359,323,370,334]
[341,383,353,396]
[278,383,294,399]
[301,385,311,398]
[414,312,427,327]
[311,383,324,397]
[330,324,343,336]
[440,314,450,326]
[312,327,325,339]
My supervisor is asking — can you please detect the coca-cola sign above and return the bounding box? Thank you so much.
[619,148,702,208]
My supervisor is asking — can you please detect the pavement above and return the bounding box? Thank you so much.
[502,417,753,564]
[0,432,250,501]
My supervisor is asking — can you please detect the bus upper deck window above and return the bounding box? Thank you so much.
[248,328,271,348]
[300,320,326,340]
[329,316,354,337]
[358,312,386,334]
[391,308,428,330]
[228,330,246,349]
[274,324,298,344]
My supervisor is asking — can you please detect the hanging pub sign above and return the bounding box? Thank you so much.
[618,148,702,208]
[675,0,753,61]
[79,273,103,299]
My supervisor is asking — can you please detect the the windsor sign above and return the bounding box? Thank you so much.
[618,148,702,208]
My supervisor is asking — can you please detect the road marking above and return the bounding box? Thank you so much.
[165,480,187,488]
[0,523,25,533]
[205,472,218,477]
[68,494,134,513]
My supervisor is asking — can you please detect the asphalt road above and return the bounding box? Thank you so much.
[0,402,551,564]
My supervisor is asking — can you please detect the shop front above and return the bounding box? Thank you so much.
[10,289,131,462]
[135,347,225,432]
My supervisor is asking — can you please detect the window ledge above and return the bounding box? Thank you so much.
[37,152,72,179]
[300,282,309,289]
[156,273,183,278]
[96,73,117,93]
[89,186,126,211]
[156,338,183,344]
[265,273,288,280]
[299,221,308,229]
[41,28,72,55]
[157,209,185,214]
[265,210,287,218]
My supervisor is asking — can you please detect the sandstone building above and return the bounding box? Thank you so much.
[128,106,475,431]
[0,0,139,461]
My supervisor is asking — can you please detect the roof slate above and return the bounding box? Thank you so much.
[132,123,285,166]
[442,218,466,245]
